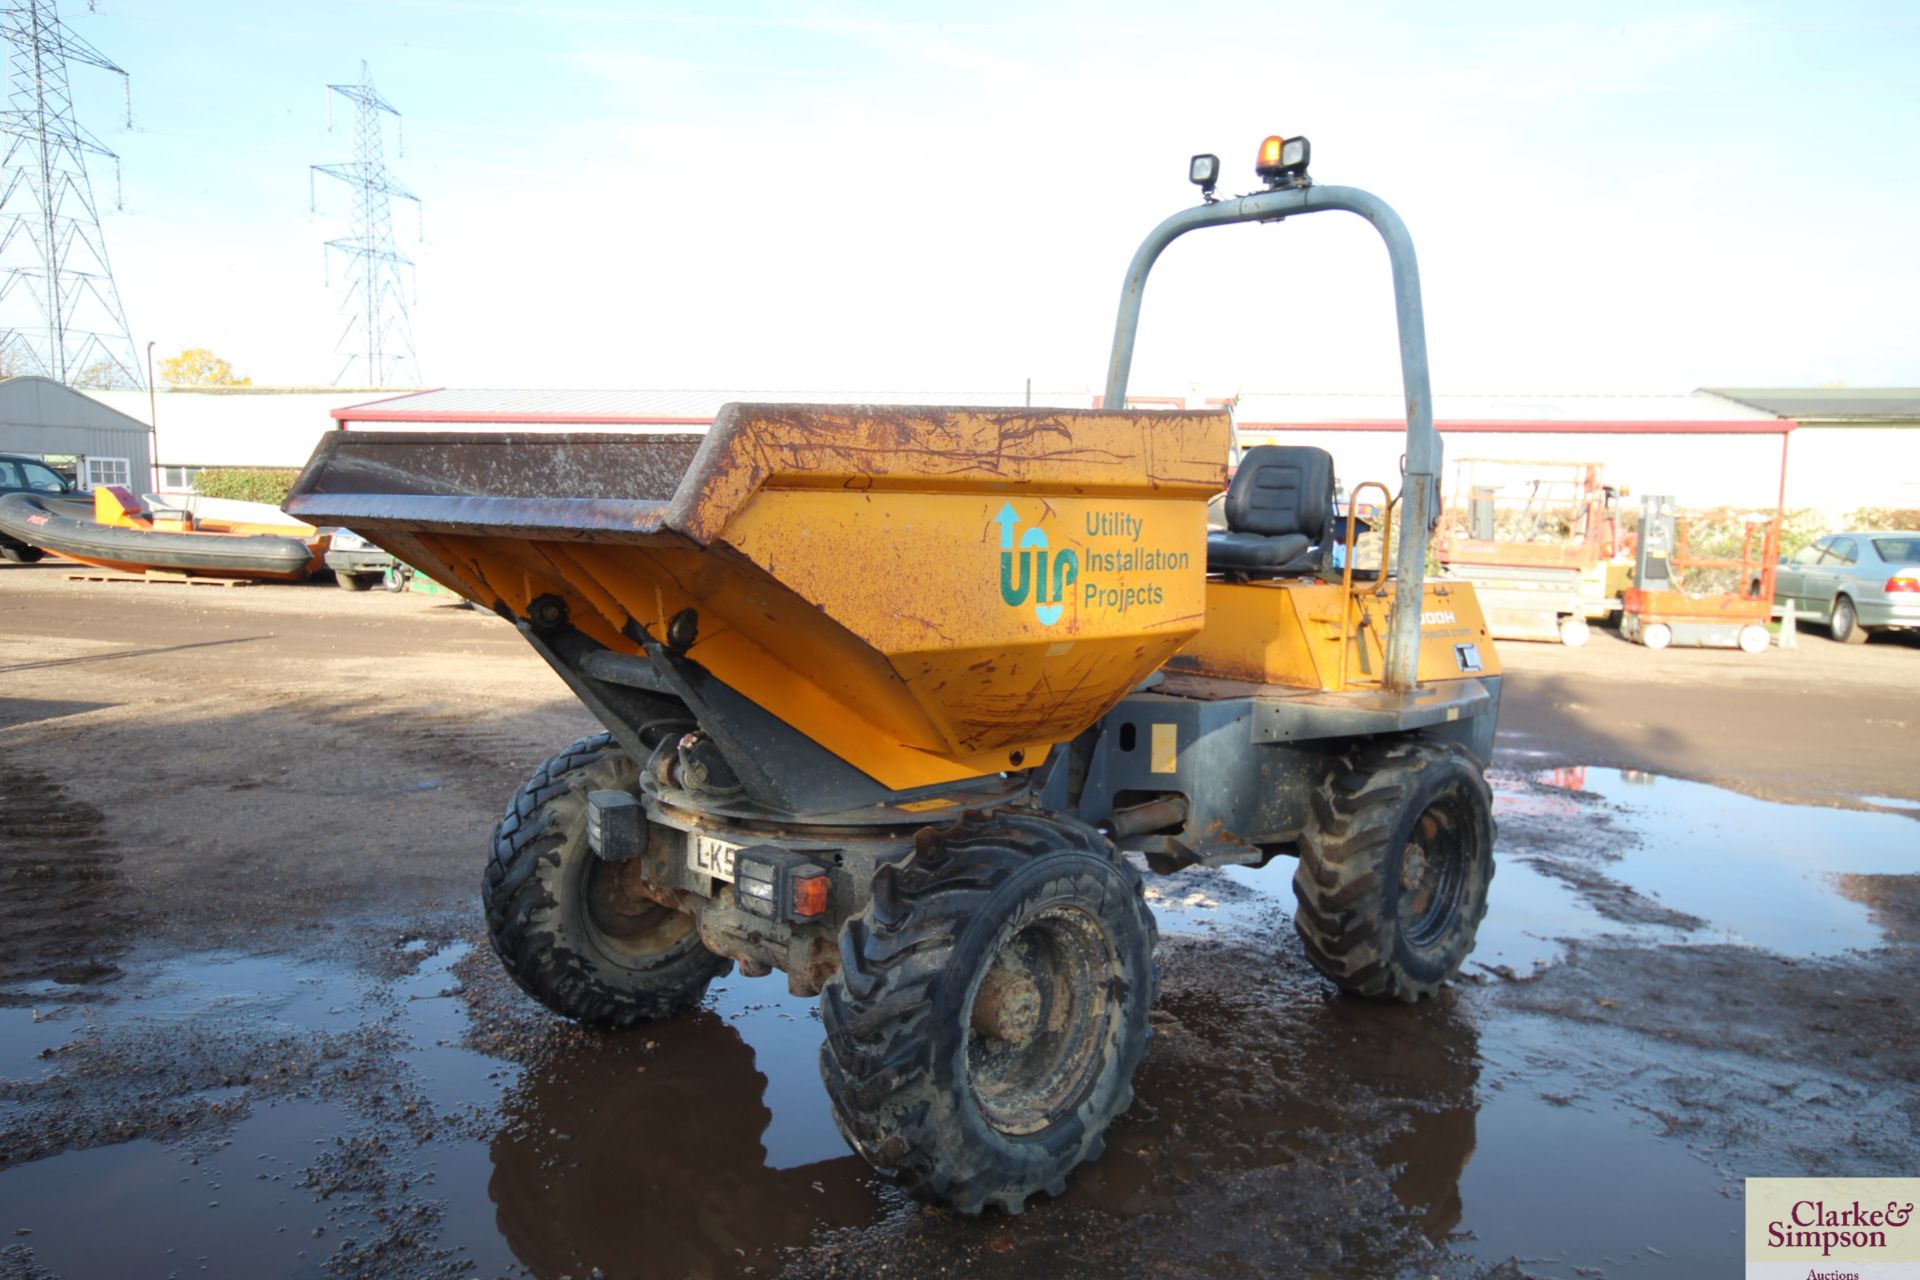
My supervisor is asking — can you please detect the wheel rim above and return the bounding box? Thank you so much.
[1835,600,1853,636]
[581,855,696,964]
[1396,797,1472,949]
[965,905,1114,1137]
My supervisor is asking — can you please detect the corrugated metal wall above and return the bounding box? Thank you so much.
[0,376,152,487]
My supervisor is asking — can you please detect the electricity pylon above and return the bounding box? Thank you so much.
[0,0,140,388]
[311,61,419,386]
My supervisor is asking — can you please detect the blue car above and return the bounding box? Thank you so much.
[1775,530,1920,644]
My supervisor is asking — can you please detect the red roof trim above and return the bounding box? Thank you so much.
[1238,418,1796,435]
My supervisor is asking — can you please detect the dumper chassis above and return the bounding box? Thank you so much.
[287,136,1504,1216]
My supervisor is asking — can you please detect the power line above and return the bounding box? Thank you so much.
[311,60,420,387]
[0,0,140,388]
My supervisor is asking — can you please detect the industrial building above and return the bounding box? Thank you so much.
[0,376,152,490]
[24,382,1914,518]
[80,386,384,492]
[334,386,1915,516]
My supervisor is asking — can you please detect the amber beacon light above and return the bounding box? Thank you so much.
[1255,134,1312,186]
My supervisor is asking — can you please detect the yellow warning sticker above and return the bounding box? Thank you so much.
[896,798,960,813]
[1150,723,1178,774]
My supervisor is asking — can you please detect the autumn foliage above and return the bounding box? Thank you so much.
[159,347,252,387]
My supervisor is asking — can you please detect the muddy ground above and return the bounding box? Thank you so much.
[0,561,1915,1279]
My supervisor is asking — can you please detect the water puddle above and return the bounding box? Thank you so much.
[1448,1084,1736,1277]
[396,941,506,1111]
[0,1098,350,1278]
[0,766,1908,1277]
[1859,794,1920,817]
[475,993,877,1279]
[0,993,87,1079]
[1508,767,1917,957]
[1146,766,1917,973]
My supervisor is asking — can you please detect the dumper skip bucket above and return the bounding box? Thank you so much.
[287,404,1228,799]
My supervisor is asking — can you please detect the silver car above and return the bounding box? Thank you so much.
[1775,530,1920,644]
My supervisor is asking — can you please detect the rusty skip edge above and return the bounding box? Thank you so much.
[283,428,698,537]
[284,403,1229,544]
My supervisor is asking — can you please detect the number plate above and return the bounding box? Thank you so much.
[688,833,739,883]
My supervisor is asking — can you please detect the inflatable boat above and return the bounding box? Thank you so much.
[0,486,326,581]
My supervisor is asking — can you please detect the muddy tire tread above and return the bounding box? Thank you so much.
[1292,737,1495,1003]
[485,732,726,1029]
[819,810,1156,1215]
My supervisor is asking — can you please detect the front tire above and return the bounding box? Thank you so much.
[335,570,375,591]
[1292,738,1496,1002]
[819,810,1157,1215]
[1831,595,1869,645]
[1,544,43,564]
[485,733,727,1028]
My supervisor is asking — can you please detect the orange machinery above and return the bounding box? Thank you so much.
[1619,495,1777,653]
[1433,459,1628,646]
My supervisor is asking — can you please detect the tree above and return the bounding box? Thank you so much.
[159,347,252,387]
[72,358,136,389]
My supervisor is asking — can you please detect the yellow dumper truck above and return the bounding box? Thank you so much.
[286,134,1502,1216]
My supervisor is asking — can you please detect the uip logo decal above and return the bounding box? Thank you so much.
[996,504,1078,626]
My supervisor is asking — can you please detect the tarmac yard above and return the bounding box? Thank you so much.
[1,562,1916,1280]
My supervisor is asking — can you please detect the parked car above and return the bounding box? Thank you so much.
[1775,530,1920,644]
[0,452,91,562]
[322,527,397,591]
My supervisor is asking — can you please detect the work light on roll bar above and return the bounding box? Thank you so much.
[1188,153,1220,199]
[1256,134,1311,187]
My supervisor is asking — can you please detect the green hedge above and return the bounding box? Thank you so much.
[192,467,301,506]
[1848,507,1920,534]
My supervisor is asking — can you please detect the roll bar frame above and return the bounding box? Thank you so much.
[1103,183,1438,693]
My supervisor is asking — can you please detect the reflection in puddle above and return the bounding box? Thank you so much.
[1191,766,1916,968]
[1454,1083,1733,1277]
[1859,794,1920,817]
[0,766,1908,1277]
[1520,767,1917,956]
[485,1003,876,1279]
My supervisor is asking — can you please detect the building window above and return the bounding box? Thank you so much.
[36,454,81,486]
[158,466,201,492]
[84,456,132,490]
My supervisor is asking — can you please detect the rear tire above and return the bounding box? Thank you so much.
[1738,624,1771,654]
[1641,621,1672,649]
[1292,738,1496,1002]
[334,570,375,591]
[485,733,727,1028]
[1,544,43,564]
[1558,616,1590,647]
[1831,596,1869,645]
[819,810,1156,1215]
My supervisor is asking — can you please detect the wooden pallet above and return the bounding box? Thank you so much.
[63,570,256,588]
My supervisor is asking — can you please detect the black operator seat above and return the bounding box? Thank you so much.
[1206,445,1335,577]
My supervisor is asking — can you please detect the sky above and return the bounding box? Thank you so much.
[27,0,1920,396]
